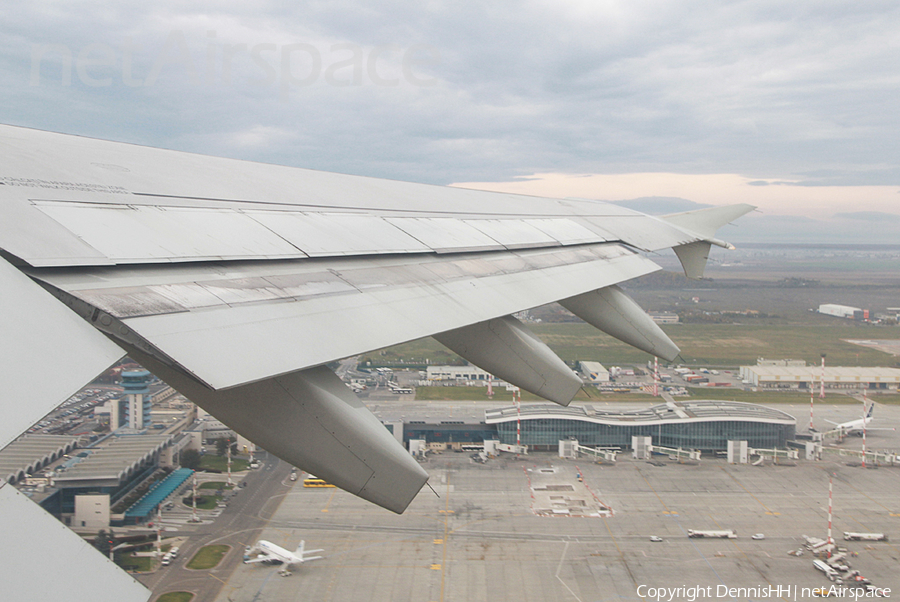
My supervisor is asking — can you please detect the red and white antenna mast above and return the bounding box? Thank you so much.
[191,473,198,523]
[226,442,233,486]
[819,354,826,399]
[515,389,521,459]
[809,385,815,432]
[827,473,834,545]
[156,507,163,558]
[653,356,659,397]
[862,387,868,468]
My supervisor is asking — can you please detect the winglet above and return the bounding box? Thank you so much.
[661,204,755,279]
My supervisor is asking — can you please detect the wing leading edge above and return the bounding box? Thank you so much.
[1,125,754,522]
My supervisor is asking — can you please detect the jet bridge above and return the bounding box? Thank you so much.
[748,446,799,463]
[558,440,619,463]
[649,445,701,462]
[819,445,899,466]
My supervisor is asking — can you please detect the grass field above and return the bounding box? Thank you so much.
[414,385,656,403]
[199,455,249,472]
[186,545,230,570]
[117,551,153,572]
[198,481,234,490]
[685,388,900,405]
[182,493,222,510]
[414,385,898,405]
[532,322,900,367]
[361,322,900,370]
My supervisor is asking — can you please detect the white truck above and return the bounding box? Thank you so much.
[843,532,887,541]
[687,529,737,539]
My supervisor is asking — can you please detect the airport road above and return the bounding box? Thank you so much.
[214,402,900,602]
[138,454,294,602]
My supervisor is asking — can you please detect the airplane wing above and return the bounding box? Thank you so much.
[1,124,753,599]
[301,555,324,562]
[243,554,278,565]
[297,540,324,560]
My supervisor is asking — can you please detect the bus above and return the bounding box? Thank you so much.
[303,475,335,488]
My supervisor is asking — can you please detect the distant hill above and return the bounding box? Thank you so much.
[609,198,899,244]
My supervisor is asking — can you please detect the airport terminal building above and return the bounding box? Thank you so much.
[484,401,796,452]
[399,400,796,453]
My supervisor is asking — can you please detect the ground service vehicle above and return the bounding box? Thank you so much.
[687,529,736,539]
[303,476,335,488]
[843,532,887,541]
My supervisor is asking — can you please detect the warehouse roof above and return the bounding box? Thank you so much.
[53,434,172,484]
[0,435,79,483]
[744,366,900,382]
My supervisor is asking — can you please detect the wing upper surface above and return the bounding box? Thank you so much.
[1,124,730,270]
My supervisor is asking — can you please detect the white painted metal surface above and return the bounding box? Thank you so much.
[35,202,304,263]
[582,215,696,251]
[524,218,608,245]
[0,481,149,602]
[434,315,583,405]
[0,256,123,449]
[673,241,713,279]
[386,217,502,253]
[463,219,558,249]
[248,211,430,256]
[560,285,680,361]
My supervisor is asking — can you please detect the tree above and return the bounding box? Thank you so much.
[180,449,201,470]
[216,437,236,456]
[94,529,114,557]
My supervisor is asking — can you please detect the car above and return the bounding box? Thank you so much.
[751,533,765,540]
[649,536,663,542]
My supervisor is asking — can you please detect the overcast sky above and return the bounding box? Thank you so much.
[3,1,899,238]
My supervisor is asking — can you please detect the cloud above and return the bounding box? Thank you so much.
[833,211,900,222]
[2,1,900,204]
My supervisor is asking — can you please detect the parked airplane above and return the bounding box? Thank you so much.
[244,540,324,576]
[825,403,895,435]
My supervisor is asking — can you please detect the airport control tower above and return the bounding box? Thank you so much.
[121,370,152,430]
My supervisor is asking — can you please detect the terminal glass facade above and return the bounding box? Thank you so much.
[495,419,794,452]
